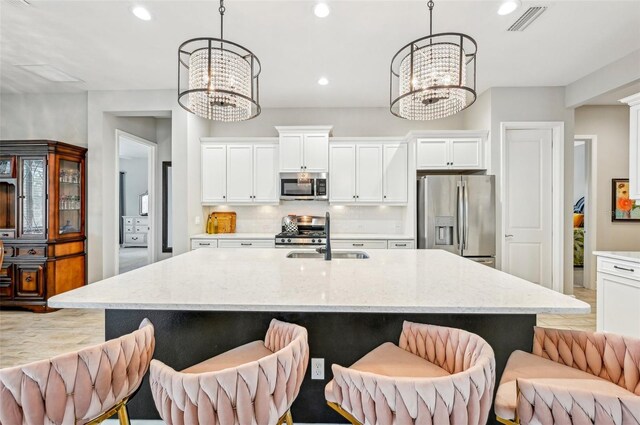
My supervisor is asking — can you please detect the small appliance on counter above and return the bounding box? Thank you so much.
[417,175,496,267]
[275,215,326,248]
[206,211,236,234]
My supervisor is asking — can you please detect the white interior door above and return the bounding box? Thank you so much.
[504,129,553,288]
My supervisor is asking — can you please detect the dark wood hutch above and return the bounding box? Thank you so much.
[0,140,87,312]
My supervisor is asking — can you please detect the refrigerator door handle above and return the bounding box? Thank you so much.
[463,182,469,250]
[456,182,464,255]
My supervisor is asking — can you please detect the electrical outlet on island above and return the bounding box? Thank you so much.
[311,358,324,380]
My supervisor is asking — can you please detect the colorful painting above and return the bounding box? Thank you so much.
[612,179,640,221]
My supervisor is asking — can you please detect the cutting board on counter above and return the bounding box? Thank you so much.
[208,212,236,234]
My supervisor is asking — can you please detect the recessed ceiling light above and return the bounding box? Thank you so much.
[16,64,82,82]
[132,5,152,21]
[497,0,521,15]
[318,77,329,86]
[314,3,330,18]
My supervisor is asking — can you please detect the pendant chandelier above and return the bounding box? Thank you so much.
[390,0,477,120]
[178,0,261,121]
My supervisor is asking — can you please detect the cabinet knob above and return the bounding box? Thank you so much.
[222,195,226,199]
[384,195,387,199]
[25,276,32,282]
[353,195,356,198]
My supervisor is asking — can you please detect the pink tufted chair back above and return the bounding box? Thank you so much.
[0,318,155,425]
[532,326,640,395]
[149,318,309,425]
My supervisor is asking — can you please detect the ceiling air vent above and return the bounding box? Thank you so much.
[507,6,547,31]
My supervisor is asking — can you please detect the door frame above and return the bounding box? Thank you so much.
[500,122,565,293]
[115,130,157,272]
[575,135,598,290]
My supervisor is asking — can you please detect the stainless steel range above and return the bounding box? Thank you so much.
[275,215,326,248]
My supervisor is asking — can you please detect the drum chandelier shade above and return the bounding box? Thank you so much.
[390,0,477,120]
[178,0,261,121]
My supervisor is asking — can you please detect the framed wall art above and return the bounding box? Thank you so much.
[611,178,640,222]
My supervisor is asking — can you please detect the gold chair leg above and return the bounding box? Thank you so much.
[284,410,293,425]
[496,416,518,425]
[327,401,363,425]
[117,403,131,425]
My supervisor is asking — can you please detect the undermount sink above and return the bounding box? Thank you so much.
[286,250,370,259]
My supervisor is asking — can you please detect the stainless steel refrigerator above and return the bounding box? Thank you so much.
[417,175,496,267]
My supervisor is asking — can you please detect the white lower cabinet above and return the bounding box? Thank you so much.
[191,239,218,249]
[218,240,275,249]
[387,240,415,249]
[331,240,388,249]
[596,256,640,338]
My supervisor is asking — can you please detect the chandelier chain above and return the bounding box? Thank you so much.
[219,0,225,40]
[427,0,434,36]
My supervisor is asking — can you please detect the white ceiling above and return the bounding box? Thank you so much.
[1,0,639,108]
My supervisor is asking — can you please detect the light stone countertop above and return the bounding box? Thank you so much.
[49,249,590,314]
[594,251,640,264]
[191,233,414,240]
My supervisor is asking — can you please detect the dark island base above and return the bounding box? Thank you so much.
[106,310,536,424]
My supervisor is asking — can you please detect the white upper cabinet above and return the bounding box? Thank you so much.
[330,141,407,205]
[201,142,278,205]
[253,144,279,203]
[417,139,449,169]
[303,134,329,172]
[417,137,484,170]
[226,145,254,203]
[383,143,408,203]
[278,134,304,172]
[201,145,227,203]
[329,144,356,202]
[356,144,383,203]
[621,93,640,200]
[276,126,332,172]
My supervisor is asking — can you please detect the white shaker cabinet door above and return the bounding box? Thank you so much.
[383,143,408,203]
[279,134,304,172]
[450,138,482,169]
[417,139,449,169]
[303,134,329,172]
[356,144,383,203]
[226,145,254,203]
[201,145,227,204]
[253,144,279,203]
[329,144,356,202]
[597,272,640,338]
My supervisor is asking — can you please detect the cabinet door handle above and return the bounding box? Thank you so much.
[352,243,364,247]
[25,276,32,282]
[396,244,407,247]
[132,237,138,240]
[241,243,253,246]
[613,265,635,272]
[27,249,36,255]
[1,233,9,237]
[199,243,211,246]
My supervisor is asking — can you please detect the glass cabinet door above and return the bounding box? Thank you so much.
[58,159,82,235]
[20,157,47,238]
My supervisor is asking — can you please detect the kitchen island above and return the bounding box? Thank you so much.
[50,248,589,423]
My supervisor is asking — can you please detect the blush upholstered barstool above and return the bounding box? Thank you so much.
[0,318,155,425]
[325,321,496,425]
[149,318,309,425]
[495,327,640,425]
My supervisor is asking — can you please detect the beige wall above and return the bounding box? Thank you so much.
[0,93,87,145]
[575,105,639,251]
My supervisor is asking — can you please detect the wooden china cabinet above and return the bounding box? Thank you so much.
[0,140,87,312]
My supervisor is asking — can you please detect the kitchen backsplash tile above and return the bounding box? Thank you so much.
[203,203,408,235]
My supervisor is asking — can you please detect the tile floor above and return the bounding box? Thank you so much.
[0,287,596,369]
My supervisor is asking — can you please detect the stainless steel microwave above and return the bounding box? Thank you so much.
[280,173,328,200]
